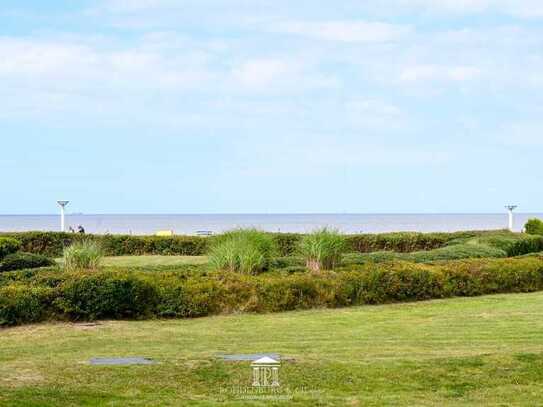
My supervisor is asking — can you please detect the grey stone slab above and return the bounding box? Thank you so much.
[217,353,281,361]
[89,357,156,365]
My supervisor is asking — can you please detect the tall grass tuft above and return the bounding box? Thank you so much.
[299,228,346,272]
[209,229,277,274]
[63,240,103,272]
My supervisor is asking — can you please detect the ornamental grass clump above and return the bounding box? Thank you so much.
[300,228,346,272]
[209,229,277,274]
[63,240,103,272]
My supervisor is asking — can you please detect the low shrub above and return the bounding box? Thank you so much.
[63,240,103,272]
[0,230,501,258]
[273,233,302,256]
[299,229,346,271]
[0,253,55,272]
[2,256,543,326]
[209,229,278,274]
[0,237,21,259]
[0,284,52,326]
[55,272,158,320]
[525,219,543,236]
[470,233,543,257]
[409,244,507,262]
[270,256,304,269]
[0,232,209,257]
[343,251,402,265]
[343,243,507,264]
[344,231,480,253]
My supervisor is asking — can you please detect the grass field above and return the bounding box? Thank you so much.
[55,255,208,268]
[1,292,543,406]
[101,255,208,267]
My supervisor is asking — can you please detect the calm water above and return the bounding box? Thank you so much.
[0,214,540,235]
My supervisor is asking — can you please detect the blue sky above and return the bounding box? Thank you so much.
[1,0,542,214]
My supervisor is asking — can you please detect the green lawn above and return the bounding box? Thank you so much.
[55,255,208,268]
[1,292,543,406]
[101,255,208,267]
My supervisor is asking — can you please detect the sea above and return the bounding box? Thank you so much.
[0,213,540,235]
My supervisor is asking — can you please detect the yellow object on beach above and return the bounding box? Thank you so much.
[155,230,174,237]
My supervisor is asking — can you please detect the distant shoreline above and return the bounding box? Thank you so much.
[0,213,540,235]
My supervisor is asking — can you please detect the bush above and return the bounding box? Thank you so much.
[270,256,305,269]
[1,256,543,326]
[209,229,278,274]
[56,272,158,320]
[525,219,543,236]
[344,243,509,265]
[63,240,103,272]
[299,229,346,271]
[344,231,479,253]
[0,237,21,259]
[0,230,498,258]
[470,233,543,257]
[0,232,210,257]
[0,284,52,326]
[273,234,302,256]
[409,244,507,262]
[0,252,55,272]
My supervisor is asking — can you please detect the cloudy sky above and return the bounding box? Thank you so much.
[1,0,542,214]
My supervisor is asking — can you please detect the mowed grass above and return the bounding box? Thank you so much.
[1,293,543,406]
[55,255,208,268]
[101,255,208,267]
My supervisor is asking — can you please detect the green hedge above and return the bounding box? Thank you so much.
[1,256,542,326]
[0,237,21,259]
[469,233,543,257]
[0,284,52,326]
[0,253,55,273]
[525,218,543,236]
[0,230,504,258]
[0,232,209,257]
[343,243,508,264]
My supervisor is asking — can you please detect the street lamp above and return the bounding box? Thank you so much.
[57,201,70,232]
[505,205,517,232]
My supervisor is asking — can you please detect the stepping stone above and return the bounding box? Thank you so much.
[89,357,156,365]
[217,353,281,361]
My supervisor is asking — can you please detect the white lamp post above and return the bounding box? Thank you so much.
[505,205,517,232]
[57,201,70,232]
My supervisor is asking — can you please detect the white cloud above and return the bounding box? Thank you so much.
[229,57,338,91]
[395,0,543,18]
[399,64,482,83]
[232,59,293,88]
[99,0,178,12]
[275,21,411,43]
[96,0,543,20]
[0,36,212,90]
[501,123,543,146]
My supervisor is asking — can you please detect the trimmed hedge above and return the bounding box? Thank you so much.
[0,232,209,257]
[0,230,508,258]
[469,233,543,257]
[1,256,543,326]
[343,243,508,264]
[0,252,55,272]
[56,272,158,320]
[0,284,52,326]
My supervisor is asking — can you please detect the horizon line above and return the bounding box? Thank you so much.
[0,212,542,217]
